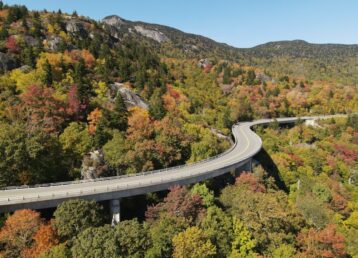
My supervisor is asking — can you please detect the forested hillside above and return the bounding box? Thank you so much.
[0,3,357,257]
[0,4,355,187]
[1,116,357,257]
[102,16,358,84]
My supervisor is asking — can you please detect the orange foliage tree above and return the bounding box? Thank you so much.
[0,209,42,257]
[21,223,59,258]
[87,108,102,135]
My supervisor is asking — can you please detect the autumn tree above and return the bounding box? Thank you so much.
[146,216,188,258]
[6,35,18,53]
[172,226,216,258]
[190,183,215,207]
[22,223,59,258]
[66,85,85,121]
[145,186,204,224]
[229,217,257,258]
[199,206,233,257]
[0,209,42,258]
[20,85,65,134]
[297,224,347,258]
[220,176,304,254]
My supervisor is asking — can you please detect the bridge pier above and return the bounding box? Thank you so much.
[234,159,253,177]
[110,199,121,225]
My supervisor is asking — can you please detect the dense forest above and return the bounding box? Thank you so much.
[0,3,357,258]
[0,116,357,257]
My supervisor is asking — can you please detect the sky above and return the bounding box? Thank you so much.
[3,0,358,48]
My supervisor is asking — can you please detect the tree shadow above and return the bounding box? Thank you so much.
[256,148,288,192]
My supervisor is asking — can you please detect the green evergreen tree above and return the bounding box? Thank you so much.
[0,26,9,40]
[149,88,166,120]
[22,46,35,67]
[43,59,53,86]
[246,70,256,85]
[30,12,42,37]
[223,67,232,84]
[73,58,92,101]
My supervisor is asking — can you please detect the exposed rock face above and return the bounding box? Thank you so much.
[0,52,16,73]
[134,25,169,43]
[102,15,125,27]
[81,150,108,179]
[66,19,86,36]
[46,36,63,51]
[108,82,149,109]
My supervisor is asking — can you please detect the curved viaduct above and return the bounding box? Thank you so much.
[0,115,342,222]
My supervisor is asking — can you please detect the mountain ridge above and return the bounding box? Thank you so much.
[101,15,358,84]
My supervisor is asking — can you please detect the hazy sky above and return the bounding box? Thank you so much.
[4,0,358,48]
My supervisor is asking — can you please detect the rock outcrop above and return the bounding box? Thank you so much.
[102,15,126,27]
[81,150,108,179]
[108,82,149,109]
[66,19,87,37]
[45,35,63,51]
[134,25,169,43]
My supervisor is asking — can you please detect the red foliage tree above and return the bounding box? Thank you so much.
[6,35,18,53]
[235,172,266,193]
[334,144,357,165]
[167,85,180,100]
[20,85,65,134]
[66,84,86,120]
[145,186,203,224]
[297,224,347,258]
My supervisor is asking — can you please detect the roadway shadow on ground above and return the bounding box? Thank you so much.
[118,191,169,222]
[255,148,288,193]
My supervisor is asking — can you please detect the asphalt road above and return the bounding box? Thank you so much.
[0,115,342,212]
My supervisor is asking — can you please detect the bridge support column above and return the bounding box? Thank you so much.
[110,199,121,225]
[234,159,253,177]
[245,159,253,172]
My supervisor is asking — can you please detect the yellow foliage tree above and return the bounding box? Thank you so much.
[172,226,216,258]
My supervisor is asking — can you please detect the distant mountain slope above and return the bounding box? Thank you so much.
[102,16,358,84]
[245,40,358,59]
[102,15,242,61]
